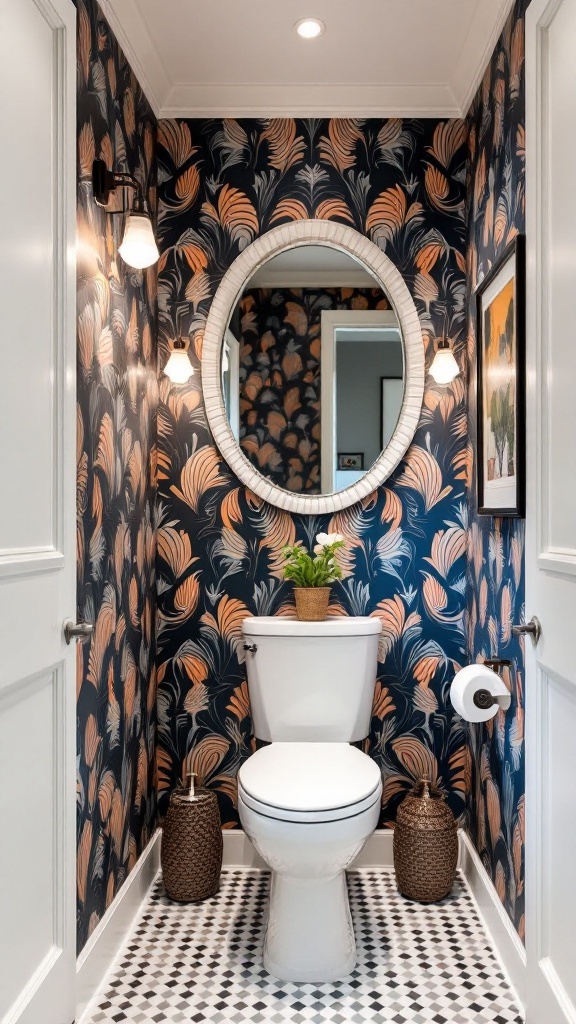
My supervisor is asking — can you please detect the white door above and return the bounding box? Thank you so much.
[526,1,576,1020]
[0,0,76,1022]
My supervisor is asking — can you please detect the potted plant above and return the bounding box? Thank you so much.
[282,532,345,621]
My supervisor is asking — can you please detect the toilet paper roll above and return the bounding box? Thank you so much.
[450,664,511,723]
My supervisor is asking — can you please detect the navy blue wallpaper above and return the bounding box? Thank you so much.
[154,117,471,830]
[465,0,527,938]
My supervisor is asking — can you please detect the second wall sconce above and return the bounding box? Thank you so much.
[92,159,159,270]
[164,337,194,383]
[429,338,460,385]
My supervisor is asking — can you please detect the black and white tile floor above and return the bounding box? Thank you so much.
[80,870,524,1024]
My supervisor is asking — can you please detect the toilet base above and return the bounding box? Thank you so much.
[263,870,356,982]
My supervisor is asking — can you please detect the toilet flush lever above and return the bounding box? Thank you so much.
[512,615,542,647]
[243,643,258,653]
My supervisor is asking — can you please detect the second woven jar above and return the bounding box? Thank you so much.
[393,776,458,903]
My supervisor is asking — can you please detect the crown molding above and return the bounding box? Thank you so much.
[97,0,169,118]
[452,0,516,118]
[160,82,461,120]
[101,0,513,122]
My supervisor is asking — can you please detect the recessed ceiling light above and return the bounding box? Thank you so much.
[295,17,325,39]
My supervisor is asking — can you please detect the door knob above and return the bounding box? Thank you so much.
[512,615,542,646]
[63,620,94,645]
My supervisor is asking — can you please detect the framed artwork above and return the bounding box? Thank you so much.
[338,453,364,471]
[476,235,525,517]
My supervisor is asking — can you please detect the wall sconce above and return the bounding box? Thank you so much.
[164,337,194,383]
[429,338,459,385]
[91,159,159,269]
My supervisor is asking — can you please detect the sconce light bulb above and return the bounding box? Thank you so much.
[164,343,194,384]
[429,342,459,385]
[118,212,159,269]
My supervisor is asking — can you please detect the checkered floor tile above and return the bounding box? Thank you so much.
[80,869,524,1023]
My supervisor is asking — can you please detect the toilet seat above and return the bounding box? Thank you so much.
[238,742,382,823]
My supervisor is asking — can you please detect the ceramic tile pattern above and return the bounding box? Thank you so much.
[80,870,523,1023]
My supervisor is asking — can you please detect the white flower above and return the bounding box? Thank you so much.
[315,532,344,547]
[313,544,323,554]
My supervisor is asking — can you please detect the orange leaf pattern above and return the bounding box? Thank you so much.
[465,0,526,936]
[77,0,158,954]
[77,0,526,958]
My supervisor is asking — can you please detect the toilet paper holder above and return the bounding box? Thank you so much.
[474,659,512,711]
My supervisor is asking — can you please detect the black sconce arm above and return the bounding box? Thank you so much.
[92,159,145,212]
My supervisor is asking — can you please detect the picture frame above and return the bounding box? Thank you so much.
[476,235,525,517]
[337,452,364,471]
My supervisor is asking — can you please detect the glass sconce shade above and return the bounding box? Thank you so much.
[429,339,459,384]
[118,212,159,269]
[164,339,194,383]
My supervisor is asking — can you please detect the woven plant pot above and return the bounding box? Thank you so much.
[294,587,331,621]
[393,777,458,903]
[161,787,223,902]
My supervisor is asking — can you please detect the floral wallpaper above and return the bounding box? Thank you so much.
[76,0,158,952]
[465,0,528,938]
[238,286,391,493]
[155,117,472,830]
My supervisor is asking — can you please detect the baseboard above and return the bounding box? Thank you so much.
[458,830,526,1009]
[76,830,162,1020]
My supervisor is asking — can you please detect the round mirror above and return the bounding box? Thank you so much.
[202,222,425,513]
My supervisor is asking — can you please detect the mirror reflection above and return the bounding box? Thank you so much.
[222,244,405,495]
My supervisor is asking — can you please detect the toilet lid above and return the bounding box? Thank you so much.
[238,743,382,822]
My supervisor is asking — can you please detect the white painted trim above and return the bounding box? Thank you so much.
[458,830,526,1009]
[201,222,425,515]
[454,0,517,118]
[96,0,167,117]
[97,0,515,119]
[161,82,460,120]
[76,831,162,1020]
[319,310,401,493]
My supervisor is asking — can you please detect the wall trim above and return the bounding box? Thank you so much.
[76,830,162,1020]
[458,829,526,1009]
[455,0,517,118]
[96,0,165,117]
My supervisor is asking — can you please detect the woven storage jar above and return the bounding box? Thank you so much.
[294,587,331,621]
[161,787,223,902]
[393,777,458,903]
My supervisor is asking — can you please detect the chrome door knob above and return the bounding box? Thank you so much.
[512,615,542,646]
[63,620,94,645]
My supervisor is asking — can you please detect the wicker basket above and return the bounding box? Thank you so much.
[294,587,331,621]
[161,787,223,902]
[393,777,458,903]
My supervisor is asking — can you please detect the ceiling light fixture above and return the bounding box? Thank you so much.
[429,338,460,385]
[91,159,159,269]
[295,17,325,39]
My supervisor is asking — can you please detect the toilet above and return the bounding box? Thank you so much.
[238,615,383,983]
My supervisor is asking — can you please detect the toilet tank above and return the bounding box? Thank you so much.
[242,616,381,742]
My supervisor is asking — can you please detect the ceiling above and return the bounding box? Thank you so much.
[100,0,515,119]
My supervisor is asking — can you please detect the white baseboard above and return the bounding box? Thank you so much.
[76,830,162,1020]
[76,826,525,1018]
[458,829,526,1010]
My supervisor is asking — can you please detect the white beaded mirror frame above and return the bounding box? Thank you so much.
[201,220,425,514]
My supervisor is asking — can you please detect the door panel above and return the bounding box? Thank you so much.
[526,0,576,1020]
[0,0,76,1022]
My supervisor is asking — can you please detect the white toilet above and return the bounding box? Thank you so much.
[237,615,383,983]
